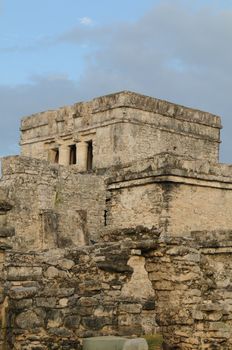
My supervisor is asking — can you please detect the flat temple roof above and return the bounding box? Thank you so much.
[21,90,222,131]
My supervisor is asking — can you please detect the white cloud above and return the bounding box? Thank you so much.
[62,1,232,162]
[0,76,80,157]
[79,17,93,26]
[1,1,232,162]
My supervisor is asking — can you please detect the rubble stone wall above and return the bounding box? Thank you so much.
[0,156,106,250]
[2,154,232,247]
[3,240,158,350]
[147,231,232,350]
[1,229,232,349]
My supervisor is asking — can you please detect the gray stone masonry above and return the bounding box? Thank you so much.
[1,91,232,349]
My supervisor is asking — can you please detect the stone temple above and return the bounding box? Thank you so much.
[0,91,232,349]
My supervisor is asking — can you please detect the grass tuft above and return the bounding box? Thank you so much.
[144,334,163,350]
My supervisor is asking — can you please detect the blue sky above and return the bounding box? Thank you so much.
[0,0,156,85]
[1,0,232,161]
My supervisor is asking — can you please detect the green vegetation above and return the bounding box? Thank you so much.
[144,334,163,350]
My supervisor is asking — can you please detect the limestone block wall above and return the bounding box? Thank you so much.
[3,241,157,350]
[5,152,232,251]
[146,232,232,350]
[106,155,232,236]
[118,108,219,162]
[106,182,167,231]
[0,189,15,350]
[21,119,220,170]
[2,229,232,349]
[94,121,219,170]
[20,140,48,161]
[0,156,106,250]
[168,184,232,235]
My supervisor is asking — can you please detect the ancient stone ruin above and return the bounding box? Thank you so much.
[0,91,231,349]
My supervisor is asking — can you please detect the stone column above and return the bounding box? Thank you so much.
[77,142,88,171]
[59,145,70,166]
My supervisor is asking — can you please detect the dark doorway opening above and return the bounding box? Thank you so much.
[69,145,77,165]
[87,140,93,171]
[104,210,108,226]
[54,149,59,164]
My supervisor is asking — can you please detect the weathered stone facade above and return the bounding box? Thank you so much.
[0,91,232,349]
[20,91,221,168]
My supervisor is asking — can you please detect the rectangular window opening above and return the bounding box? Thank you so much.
[69,144,77,165]
[54,149,59,164]
[104,210,108,226]
[87,140,93,171]
[49,148,59,163]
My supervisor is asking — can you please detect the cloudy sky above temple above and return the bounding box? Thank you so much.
[1,0,232,161]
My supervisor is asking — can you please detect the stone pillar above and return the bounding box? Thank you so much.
[48,149,55,163]
[59,145,70,166]
[77,142,88,172]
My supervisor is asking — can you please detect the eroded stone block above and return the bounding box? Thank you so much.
[83,336,126,350]
[123,338,148,350]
